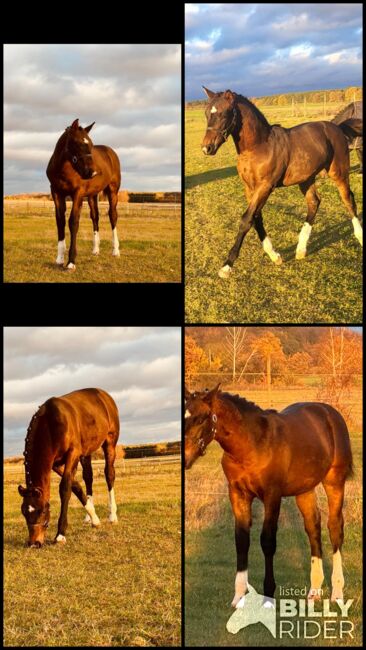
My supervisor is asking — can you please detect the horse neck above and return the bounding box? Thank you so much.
[234,99,271,152]
[25,415,53,498]
[213,397,259,458]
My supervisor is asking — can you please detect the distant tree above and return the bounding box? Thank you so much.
[287,351,312,375]
[185,335,206,383]
[252,332,285,388]
[224,327,247,382]
[345,86,362,102]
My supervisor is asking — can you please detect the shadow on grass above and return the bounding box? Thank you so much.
[186,166,237,189]
[279,217,362,262]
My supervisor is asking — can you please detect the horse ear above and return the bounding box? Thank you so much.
[18,485,27,496]
[223,90,235,105]
[202,383,221,406]
[185,385,192,400]
[202,86,216,99]
[85,122,95,133]
[70,119,79,130]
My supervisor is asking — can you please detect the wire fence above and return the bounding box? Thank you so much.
[4,200,181,219]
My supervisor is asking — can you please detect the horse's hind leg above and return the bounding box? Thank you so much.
[80,455,100,527]
[296,491,324,600]
[322,478,346,601]
[105,184,120,257]
[88,195,100,255]
[296,180,321,260]
[102,440,118,522]
[328,168,362,247]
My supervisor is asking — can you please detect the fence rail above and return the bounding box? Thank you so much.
[4,200,181,218]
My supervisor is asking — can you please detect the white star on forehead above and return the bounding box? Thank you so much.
[211,106,217,114]
[83,138,89,144]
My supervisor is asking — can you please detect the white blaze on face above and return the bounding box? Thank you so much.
[112,228,120,256]
[84,495,101,527]
[185,409,191,419]
[108,488,118,522]
[308,556,324,599]
[83,138,89,144]
[232,570,248,607]
[211,105,218,114]
[28,505,35,512]
[331,550,344,601]
[56,239,66,264]
[92,231,100,255]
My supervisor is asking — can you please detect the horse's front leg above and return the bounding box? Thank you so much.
[66,194,83,270]
[219,183,272,278]
[261,493,281,602]
[55,451,79,543]
[51,188,66,265]
[229,486,254,607]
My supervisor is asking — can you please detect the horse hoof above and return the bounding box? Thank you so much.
[65,263,76,271]
[92,251,99,256]
[307,589,322,601]
[55,260,65,266]
[109,517,118,524]
[296,250,306,260]
[54,534,66,544]
[112,250,120,257]
[218,264,232,279]
[92,521,101,528]
[274,255,283,265]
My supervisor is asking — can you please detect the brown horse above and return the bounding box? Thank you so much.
[185,385,353,606]
[332,101,363,172]
[46,119,121,270]
[201,88,363,278]
[18,388,120,547]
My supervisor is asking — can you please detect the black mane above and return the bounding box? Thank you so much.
[233,93,271,129]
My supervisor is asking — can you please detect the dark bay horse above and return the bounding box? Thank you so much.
[201,88,363,278]
[332,101,363,173]
[46,119,121,270]
[185,385,353,606]
[18,388,120,547]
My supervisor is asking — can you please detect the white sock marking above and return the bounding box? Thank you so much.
[263,236,281,263]
[92,231,100,255]
[296,222,312,258]
[331,550,344,601]
[308,556,324,599]
[67,262,75,270]
[108,488,118,522]
[112,228,120,256]
[56,239,66,264]
[352,217,363,246]
[56,534,66,543]
[218,264,232,278]
[232,570,248,607]
[84,495,101,527]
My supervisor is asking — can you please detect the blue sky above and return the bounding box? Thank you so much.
[4,327,181,456]
[185,3,362,99]
[4,44,181,194]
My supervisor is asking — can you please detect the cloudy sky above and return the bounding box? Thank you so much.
[185,3,362,99]
[4,327,181,456]
[4,44,181,195]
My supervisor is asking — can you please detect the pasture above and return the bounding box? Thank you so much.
[185,434,362,647]
[4,201,181,283]
[4,456,181,647]
[185,105,363,323]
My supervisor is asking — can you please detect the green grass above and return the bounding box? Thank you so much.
[185,107,363,323]
[4,459,181,646]
[4,206,181,283]
[185,435,362,647]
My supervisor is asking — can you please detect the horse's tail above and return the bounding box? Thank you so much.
[338,118,363,141]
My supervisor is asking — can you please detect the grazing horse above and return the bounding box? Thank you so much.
[185,385,353,606]
[201,88,363,278]
[18,388,120,547]
[332,101,363,173]
[46,119,121,270]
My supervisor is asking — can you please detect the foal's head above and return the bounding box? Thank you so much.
[65,118,98,179]
[18,485,50,548]
[201,87,238,155]
[184,384,221,469]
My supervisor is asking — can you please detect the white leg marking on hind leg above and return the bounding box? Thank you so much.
[84,494,93,523]
[56,239,66,264]
[112,228,120,256]
[352,217,363,246]
[56,534,66,543]
[84,494,101,527]
[308,556,324,599]
[263,237,282,264]
[296,222,312,259]
[218,264,232,279]
[231,570,248,608]
[92,231,100,255]
[331,550,344,601]
[108,488,118,522]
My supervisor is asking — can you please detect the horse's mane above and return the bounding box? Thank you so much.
[23,405,45,487]
[220,392,263,414]
[233,94,271,129]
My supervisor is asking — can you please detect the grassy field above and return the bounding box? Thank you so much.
[4,202,181,283]
[185,105,363,323]
[185,432,362,647]
[4,457,181,647]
